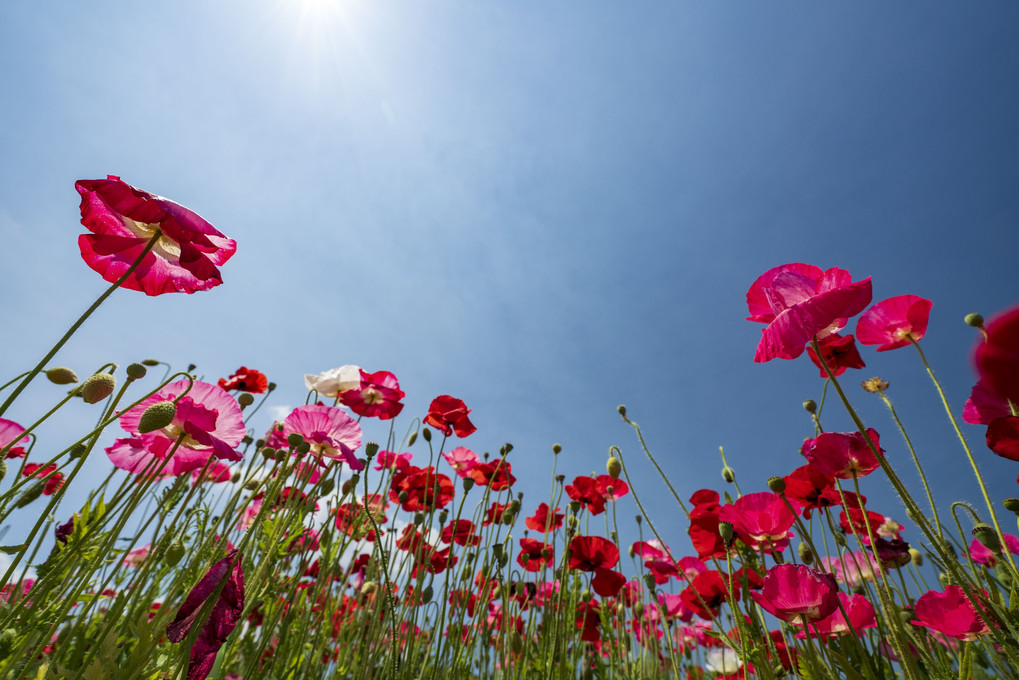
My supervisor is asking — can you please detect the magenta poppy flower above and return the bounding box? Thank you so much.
[963,380,1012,425]
[969,533,1019,566]
[986,416,1019,461]
[120,380,246,463]
[0,418,29,458]
[106,438,211,477]
[167,550,245,680]
[281,404,363,470]
[76,176,236,296]
[746,263,872,363]
[750,563,839,623]
[801,428,883,479]
[719,492,797,553]
[856,295,933,351]
[800,592,876,638]
[975,304,1019,404]
[805,333,866,377]
[819,550,881,587]
[340,369,405,420]
[912,585,991,641]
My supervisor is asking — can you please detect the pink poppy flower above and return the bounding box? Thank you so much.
[856,295,933,351]
[441,446,479,478]
[799,592,876,638]
[719,492,797,553]
[801,428,883,479]
[75,176,235,296]
[106,438,211,477]
[340,369,405,420]
[746,263,872,363]
[632,541,680,584]
[974,303,1019,404]
[191,461,233,485]
[424,395,476,438]
[0,419,29,458]
[963,380,1012,425]
[122,544,152,568]
[969,533,1019,566]
[281,405,363,470]
[805,333,866,377]
[750,564,839,623]
[167,550,245,680]
[119,380,245,463]
[911,585,991,641]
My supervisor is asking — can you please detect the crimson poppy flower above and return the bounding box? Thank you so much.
[483,501,512,526]
[801,428,883,479]
[389,466,454,512]
[746,263,872,363]
[782,464,837,517]
[565,476,607,515]
[596,474,628,500]
[591,567,626,597]
[23,463,64,495]
[525,503,564,533]
[986,416,1019,461]
[424,395,476,438]
[800,592,876,639]
[217,367,268,393]
[76,176,235,296]
[440,519,480,547]
[856,295,933,351]
[518,538,554,572]
[340,369,405,420]
[690,489,720,508]
[688,504,727,560]
[911,585,992,641]
[568,535,619,571]
[719,492,796,553]
[751,564,838,623]
[167,550,245,680]
[975,304,1019,404]
[805,333,866,377]
[681,570,738,620]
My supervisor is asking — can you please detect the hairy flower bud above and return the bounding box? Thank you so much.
[767,476,786,493]
[964,313,984,328]
[797,542,814,565]
[617,404,627,417]
[142,358,160,366]
[164,538,186,566]
[802,399,817,414]
[407,431,418,447]
[581,589,594,602]
[643,574,657,592]
[126,363,147,380]
[606,456,622,479]
[45,367,78,385]
[1003,498,1019,515]
[721,466,735,484]
[718,521,734,546]
[319,478,335,495]
[973,524,1001,554]
[137,401,177,434]
[16,482,45,507]
[80,372,116,404]
[237,393,254,407]
[287,433,304,449]
[552,443,562,454]
[364,442,380,459]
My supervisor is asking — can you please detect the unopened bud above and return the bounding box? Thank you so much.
[45,367,78,385]
[1003,498,1019,515]
[296,441,311,455]
[237,393,255,407]
[261,447,277,460]
[617,405,627,417]
[341,479,356,496]
[501,443,513,456]
[722,466,735,484]
[898,608,914,625]
[767,476,786,493]
[642,574,657,592]
[287,433,304,449]
[398,491,409,503]
[364,442,380,459]
[718,521,734,545]
[137,401,177,434]
[501,509,515,525]
[606,457,621,479]
[16,482,45,507]
[361,581,377,595]
[802,399,817,414]
[69,443,87,459]
[413,513,425,526]
[909,548,922,566]
[552,443,562,454]
[244,478,262,490]
[633,602,644,617]
[231,472,241,483]
[580,589,594,602]
[421,585,433,604]
[408,431,418,447]
[964,313,984,328]
[80,373,116,404]
[798,542,814,564]
[141,358,160,366]
[126,363,147,380]
[422,427,432,442]
[164,538,186,566]
[319,478,335,495]
[973,524,1001,554]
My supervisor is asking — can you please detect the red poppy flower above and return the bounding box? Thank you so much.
[218,367,268,393]
[718,492,796,553]
[805,333,866,377]
[76,176,236,296]
[440,519,480,547]
[975,304,1019,404]
[837,506,888,545]
[986,416,1019,461]
[483,501,512,527]
[23,463,64,495]
[856,295,933,351]
[782,464,837,517]
[690,489,720,508]
[565,476,607,515]
[801,428,883,479]
[911,585,992,641]
[746,263,872,363]
[596,474,628,500]
[681,571,738,621]
[468,460,516,490]
[525,503,564,533]
[517,538,554,572]
[389,466,455,512]
[424,395,476,438]
[750,564,839,623]
[802,592,876,639]
[688,505,727,560]
[166,550,245,680]
[340,369,405,420]
[568,535,619,571]
[591,568,626,597]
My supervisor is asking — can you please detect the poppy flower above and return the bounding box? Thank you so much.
[440,446,478,478]
[751,564,839,624]
[800,592,876,638]
[565,476,607,515]
[217,367,268,393]
[591,567,626,598]
[911,585,992,641]
[389,466,454,512]
[525,503,564,533]
[568,535,619,571]
[518,538,554,572]
[304,365,361,398]
[962,380,1012,425]
[746,263,872,363]
[374,450,412,472]
[468,460,516,490]
[986,416,1019,461]
[340,369,405,420]
[819,551,881,588]
[718,492,796,553]
[681,570,738,621]
[688,504,727,560]
[280,404,363,470]
[974,303,1019,404]
[805,333,866,377]
[782,464,837,517]
[632,541,680,584]
[22,463,64,495]
[0,419,29,458]
[167,550,245,680]
[119,380,246,463]
[424,395,476,438]
[76,176,235,296]
[856,295,933,351]
[440,519,480,547]
[801,428,883,479]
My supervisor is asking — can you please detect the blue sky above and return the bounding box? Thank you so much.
[2,1,1019,562]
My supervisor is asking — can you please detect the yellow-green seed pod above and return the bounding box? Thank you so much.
[45,367,78,385]
[798,542,814,565]
[80,373,116,404]
[606,456,621,479]
[964,313,984,328]
[137,401,177,434]
[126,363,147,380]
[909,548,922,566]
[164,538,186,566]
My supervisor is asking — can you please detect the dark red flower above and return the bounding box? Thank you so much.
[805,333,866,377]
[568,535,619,571]
[424,395,476,438]
[166,551,244,680]
[483,501,512,527]
[518,538,554,572]
[440,520,480,547]
[389,466,454,512]
[525,503,564,533]
[340,369,405,420]
[975,304,1019,405]
[986,416,1019,461]
[217,367,268,393]
[23,463,64,495]
[690,489,720,508]
[592,568,627,597]
[688,505,726,560]
[801,428,883,479]
[681,571,738,621]
[782,464,837,517]
[565,476,607,515]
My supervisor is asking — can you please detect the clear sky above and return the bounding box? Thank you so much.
[2,1,1018,560]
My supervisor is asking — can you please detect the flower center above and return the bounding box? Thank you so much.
[361,387,384,405]
[160,423,206,450]
[121,216,183,261]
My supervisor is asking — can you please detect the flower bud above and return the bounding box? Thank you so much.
[319,478,335,495]
[767,476,786,493]
[237,393,254,407]
[261,447,277,460]
[617,405,627,417]
[142,358,160,366]
[69,443,87,459]
[80,373,116,404]
[15,482,45,507]
[718,521,734,546]
[364,442,380,459]
[137,401,177,434]
[721,466,735,484]
[797,542,814,565]
[462,478,475,492]
[126,363,147,380]
[296,441,311,455]
[581,589,594,602]
[909,548,923,566]
[341,479,356,496]
[421,585,433,604]
[287,433,304,449]
[643,574,657,592]
[501,443,513,456]
[501,509,515,525]
[633,602,644,617]
[1003,498,1019,515]
[0,629,17,660]
[244,478,262,491]
[898,608,914,625]
[398,491,409,503]
[510,632,524,655]
[802,399,817,414]
[164,538,186,566]
[45,367,78,385]
[422,427,432,442]
[964,313,984,328]
[973,524,1001,554]
[552,443,562,455]
[606,457,622,479]
[408,431,418,447]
